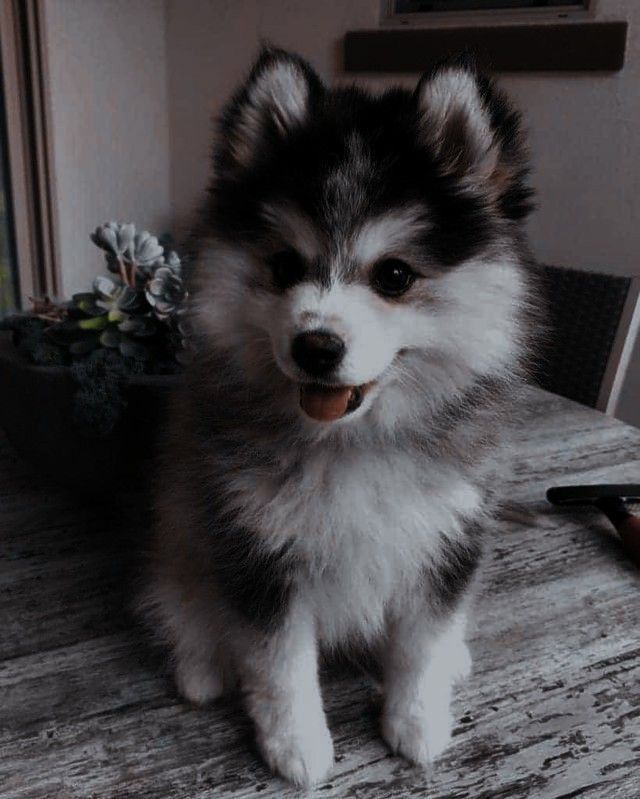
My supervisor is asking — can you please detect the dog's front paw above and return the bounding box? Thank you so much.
[452,641,472,683]
[257,719,334,787]
[382,704,452,766]
[175,657,226,706]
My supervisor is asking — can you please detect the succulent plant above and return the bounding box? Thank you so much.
[90,221,135,260]
[90,222,164,286]
[93,275,142,315]
[145,265,186,320]
[4,220,189,435]
[129,230,165,274]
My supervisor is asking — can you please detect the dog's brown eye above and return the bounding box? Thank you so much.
[269,249,306,291]
[371,258,416,298]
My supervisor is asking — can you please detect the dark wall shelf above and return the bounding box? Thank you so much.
[344,21,627,73]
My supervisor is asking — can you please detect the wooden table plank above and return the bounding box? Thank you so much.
[1,387,639,798]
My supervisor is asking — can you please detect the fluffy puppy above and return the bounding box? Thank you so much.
[141,48,536,786]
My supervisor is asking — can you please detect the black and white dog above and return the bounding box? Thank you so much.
[142,48,536,786]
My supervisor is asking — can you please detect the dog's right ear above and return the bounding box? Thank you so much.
[415,57,498,182]
[414,56,533,219]
[218,47,322,172]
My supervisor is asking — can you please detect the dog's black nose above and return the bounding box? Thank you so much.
[291,330,345,376]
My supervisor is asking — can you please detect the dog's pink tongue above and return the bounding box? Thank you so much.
[300,384,353,422]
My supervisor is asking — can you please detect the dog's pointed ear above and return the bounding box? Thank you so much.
[219,47,322,171]
[415,57,498,181]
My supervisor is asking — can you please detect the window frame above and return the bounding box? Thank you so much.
[0,0,60,307]
[381,0,597,27]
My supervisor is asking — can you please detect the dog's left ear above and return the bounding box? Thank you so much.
[415,58,532,217]
[415,58,501,182]
[219,47,322,171]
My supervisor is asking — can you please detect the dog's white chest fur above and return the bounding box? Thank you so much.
[225,445,482,645]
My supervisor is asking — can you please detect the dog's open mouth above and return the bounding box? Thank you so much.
[299,382,373,422]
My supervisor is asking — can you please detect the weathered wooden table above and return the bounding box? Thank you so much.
[1,387,639,799]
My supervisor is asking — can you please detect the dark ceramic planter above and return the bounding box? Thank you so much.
[0,332,180,492]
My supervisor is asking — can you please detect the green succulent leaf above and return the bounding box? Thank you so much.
[118,315,156,336]
[72,293,103,316]
[69,335,100,356]
[94,275,118,299]
[117,287,143,312]
[66,307,90,321]
[99,328,121,348]
[108,308,125,323]
[78,315,108,331]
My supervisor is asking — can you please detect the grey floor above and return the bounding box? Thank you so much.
[1,387,639,798]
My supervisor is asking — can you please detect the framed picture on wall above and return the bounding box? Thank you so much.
[382,0,596,25]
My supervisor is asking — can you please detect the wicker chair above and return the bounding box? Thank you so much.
[531,264,640,413]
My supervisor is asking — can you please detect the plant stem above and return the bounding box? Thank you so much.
[117,257,129,287]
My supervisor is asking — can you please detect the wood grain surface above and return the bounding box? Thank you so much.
[1,387,639,798]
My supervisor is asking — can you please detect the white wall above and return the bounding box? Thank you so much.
[44,0,172,296]
[165,0,380,235]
